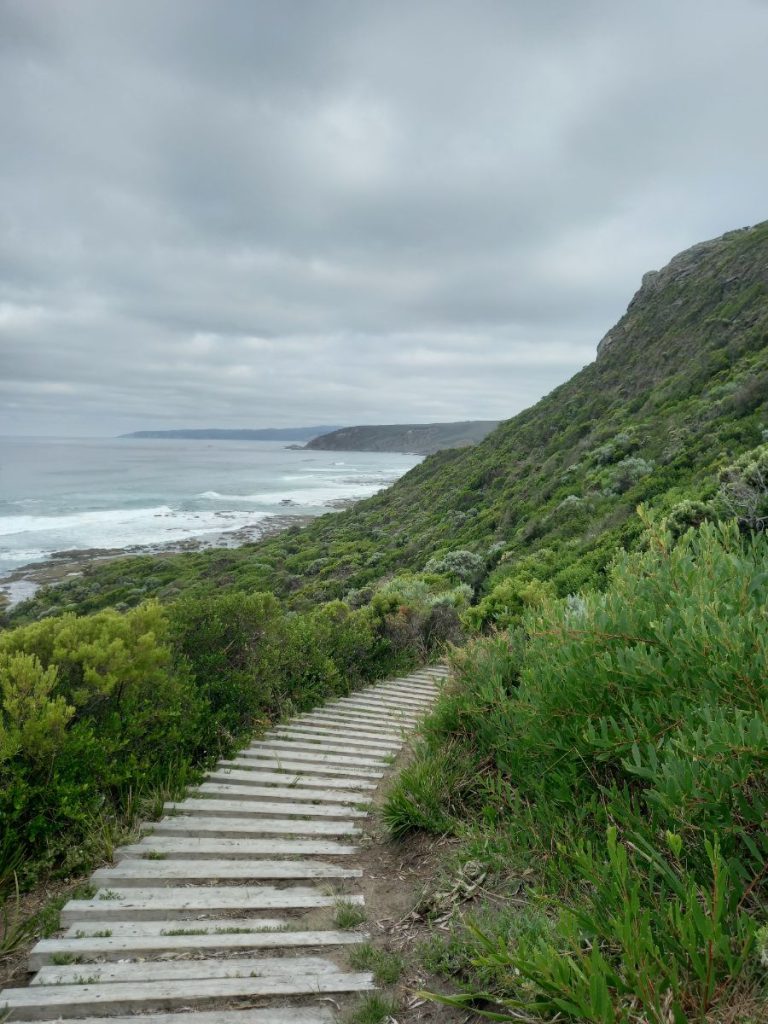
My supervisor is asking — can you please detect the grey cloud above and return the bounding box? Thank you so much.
[1,0,767,435]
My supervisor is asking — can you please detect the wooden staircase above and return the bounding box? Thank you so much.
[1,666,448,1024]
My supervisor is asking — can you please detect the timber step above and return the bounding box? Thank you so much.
[4,1013,337,1024]
[118,837,359,858]
[29,928,366,968]
[0,972,374,1019]
[59,886,364,922]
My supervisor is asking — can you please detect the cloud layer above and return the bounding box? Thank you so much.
[2,0,767,434]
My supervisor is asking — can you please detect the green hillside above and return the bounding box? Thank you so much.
[15,221,767,621]
[305,419,500,454]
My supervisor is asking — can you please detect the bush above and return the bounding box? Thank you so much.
[386,521,768,1020]
[425,550,486,587]
[0,603,199,884]
[1,586,443,889]
[464,575,555,632]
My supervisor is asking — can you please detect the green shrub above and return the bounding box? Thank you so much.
[0,603,199,884]
[433,831,758,1023]
[425,550,486,586]
[168,591,285,747]
[388,521,768,1020]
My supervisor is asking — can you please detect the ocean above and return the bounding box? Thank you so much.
[0,436,421,575]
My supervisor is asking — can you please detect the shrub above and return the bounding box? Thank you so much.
[0,603,199,884]
[1,587,442,889]
[425,550,486,586]
[387,521,768,1019]
[464,575,555,632]
[605,455,654,493]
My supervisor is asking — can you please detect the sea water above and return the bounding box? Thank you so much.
[0,437,422,574]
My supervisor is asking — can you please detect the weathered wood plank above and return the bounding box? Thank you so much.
[34,954,347,984]
[146,816,361,838]
[239,748,387,768]
[164,798,368,819]
[60,887,363,922]
[194,781,372,804]
[0,971,374,1019]
[30,929,365,968]
[91,859,361,887]
[2,1011,337,1024]
[208,767,377,789]
[119,837,358,859]
[218,757,383,778]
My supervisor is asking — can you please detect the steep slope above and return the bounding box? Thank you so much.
[12,222,768,619]
[305,420,500,454]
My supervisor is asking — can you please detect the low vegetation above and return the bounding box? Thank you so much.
[0,586,460,891]
[385,521,767,1021]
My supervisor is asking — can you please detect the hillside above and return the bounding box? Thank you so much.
[10,221,768,621]
[120,426,338,441]
[304,420,500,454]
[4,222,768,1021]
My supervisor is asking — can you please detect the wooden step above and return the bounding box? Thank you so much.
[60,887,363,922]
[60,917,287,937]
[268,729,403,753]
[207,767,377,790]
[33,953,351,984]
[1,1010,337,1024]
[91,859,361,887]
[362,688,435,706]
[238,748,387,768]
[194,781,372,804]
[119,837,357,860]
[30,927,365,969]
[294,712,409,734]
[219,757,384,779]
[243,739,395,760]
[313,701,418,721]
[337,690,428,708]
[146,816,361,838]
[0,970,374,1019]
[164,798,368,819]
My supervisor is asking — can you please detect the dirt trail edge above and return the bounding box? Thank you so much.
[0,665,450,1024]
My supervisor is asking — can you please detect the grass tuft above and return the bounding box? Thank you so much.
[344,992,400,1024]
[334,898,367,929]
[349,943,404,985]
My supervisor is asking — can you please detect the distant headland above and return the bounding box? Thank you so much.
[305,420,500,455]
[119,427,340,441]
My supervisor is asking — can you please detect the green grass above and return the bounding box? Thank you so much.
[386,522,768,1022]
[334,899,367,929]
[349,943,404,985]
[343,992,400,1024]
[160,927,209,936]
[49,952,79,966]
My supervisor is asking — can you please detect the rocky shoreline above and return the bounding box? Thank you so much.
[0,512,314,612]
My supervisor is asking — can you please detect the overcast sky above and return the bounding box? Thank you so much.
[1,0,767,436]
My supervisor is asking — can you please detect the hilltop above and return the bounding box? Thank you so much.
[305,420,500,454]
[11,221,768,620]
